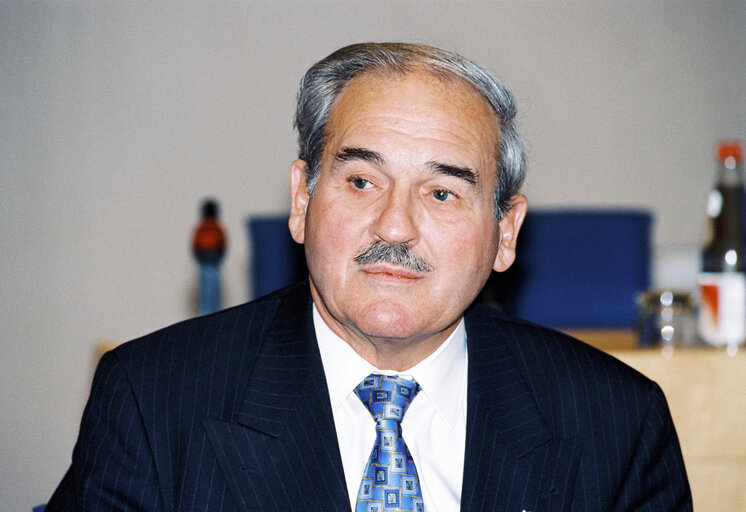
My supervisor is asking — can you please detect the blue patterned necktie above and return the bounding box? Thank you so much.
[354,374,425,512]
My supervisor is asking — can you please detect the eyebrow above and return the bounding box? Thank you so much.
[334,146,385,166]
[334,146,478,185]
[427,161,477,184]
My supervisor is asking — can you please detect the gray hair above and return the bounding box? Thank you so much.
[293,42,526,219]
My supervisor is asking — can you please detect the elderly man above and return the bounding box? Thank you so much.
[48,43,691,511]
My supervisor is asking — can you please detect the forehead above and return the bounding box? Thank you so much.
[322,69,500,172]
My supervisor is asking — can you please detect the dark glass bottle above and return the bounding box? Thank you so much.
[698,141,746,348]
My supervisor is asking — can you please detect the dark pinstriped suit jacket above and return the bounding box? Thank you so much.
[48,282,692,511]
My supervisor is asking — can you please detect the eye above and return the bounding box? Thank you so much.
[432,189,453,202]
[349,176,373,190]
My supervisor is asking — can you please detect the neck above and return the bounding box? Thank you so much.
[349,332,451,372]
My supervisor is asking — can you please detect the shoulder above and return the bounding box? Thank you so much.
[465,304,659,428]
[103,282,311,417]
[466,303,639,366]
[113,282,308,364]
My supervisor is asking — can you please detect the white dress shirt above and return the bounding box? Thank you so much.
[313,305,468,512]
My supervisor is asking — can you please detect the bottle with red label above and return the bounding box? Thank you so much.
[698,141,746,349]
[192,199,227,315]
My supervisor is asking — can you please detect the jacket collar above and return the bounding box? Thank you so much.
[212,283,350,511]
[464,304,553,456]
[235,284,325,435]
[460,304,557,510]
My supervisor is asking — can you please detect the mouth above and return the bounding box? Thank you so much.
[360,264,424,282]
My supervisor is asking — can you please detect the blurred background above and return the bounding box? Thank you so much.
[1,1,744,509]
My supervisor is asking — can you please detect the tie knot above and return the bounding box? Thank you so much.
[354,374,420,423]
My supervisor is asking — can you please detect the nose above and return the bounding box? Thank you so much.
[370,188,419,245]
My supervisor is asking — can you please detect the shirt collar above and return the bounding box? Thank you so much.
[313,304,467,427]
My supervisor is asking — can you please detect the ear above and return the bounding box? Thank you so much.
[492,194,527,272]
[288,159,310,244]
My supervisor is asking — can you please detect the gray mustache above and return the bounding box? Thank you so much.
[353,241,433,273]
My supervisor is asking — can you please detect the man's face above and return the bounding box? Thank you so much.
[289,70,526,362]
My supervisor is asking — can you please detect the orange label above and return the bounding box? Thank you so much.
[700,283,719,320]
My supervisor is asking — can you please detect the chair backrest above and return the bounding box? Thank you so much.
[482,209,651,328]
[247,209,652,328]
[247,215,307,299]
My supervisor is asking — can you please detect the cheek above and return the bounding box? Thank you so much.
[428,222,498,265]
[306,202,366,265]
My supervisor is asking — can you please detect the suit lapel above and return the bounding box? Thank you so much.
[205,288,350,511]
[460,306,583,512]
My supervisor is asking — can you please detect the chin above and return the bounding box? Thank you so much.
[356,304,421,340]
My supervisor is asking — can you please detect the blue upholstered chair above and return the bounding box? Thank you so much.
[247,209,651,328]
[247,215,307,299]
[481,209,651,328]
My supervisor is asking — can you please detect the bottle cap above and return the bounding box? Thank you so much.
[201,199,219,218]
[717,141,743,163]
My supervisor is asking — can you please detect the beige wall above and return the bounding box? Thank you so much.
[1,1,744,508]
